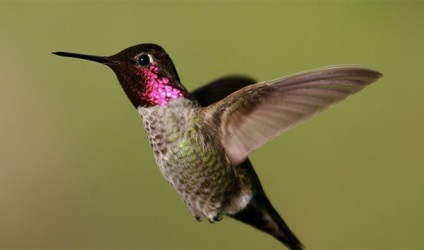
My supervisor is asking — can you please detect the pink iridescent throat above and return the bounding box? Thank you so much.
[137,64,186,107]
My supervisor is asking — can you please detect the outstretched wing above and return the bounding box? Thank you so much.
[203,66,382,165]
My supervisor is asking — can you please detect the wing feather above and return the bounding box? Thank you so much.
[203,66,382,165]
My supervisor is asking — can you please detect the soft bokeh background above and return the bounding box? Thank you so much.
[1,1,423,249]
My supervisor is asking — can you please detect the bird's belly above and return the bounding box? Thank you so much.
[139,104,241,220]
[152,129,241,221]
[160,137,240,220]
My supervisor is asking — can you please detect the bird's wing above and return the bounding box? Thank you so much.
[191,76,257,106]
[203,66,382,165]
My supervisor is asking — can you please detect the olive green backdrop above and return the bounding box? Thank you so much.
[1,1,423,249]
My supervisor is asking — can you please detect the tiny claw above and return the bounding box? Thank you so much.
[195,216,202,222]
[214,215,223,221]
[208,214,223,223]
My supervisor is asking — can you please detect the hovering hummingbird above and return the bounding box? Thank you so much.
[53,44,382,249]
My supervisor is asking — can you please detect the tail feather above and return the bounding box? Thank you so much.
[230,196,303,249]
[228,159,303,249]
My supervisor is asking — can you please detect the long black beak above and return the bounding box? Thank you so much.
[52,51,112,64]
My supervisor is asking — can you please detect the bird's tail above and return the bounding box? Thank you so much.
[230,194,303,250]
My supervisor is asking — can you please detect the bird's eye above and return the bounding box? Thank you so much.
[138,54,151,67]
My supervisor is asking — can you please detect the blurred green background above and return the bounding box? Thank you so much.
[1,1,423,249]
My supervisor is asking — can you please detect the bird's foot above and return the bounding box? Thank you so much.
[208,214,223,223]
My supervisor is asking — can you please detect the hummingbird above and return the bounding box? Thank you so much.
[53,43,382,249]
